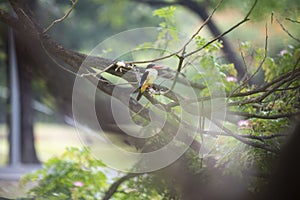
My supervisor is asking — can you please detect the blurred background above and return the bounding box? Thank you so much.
[0,0,299,199]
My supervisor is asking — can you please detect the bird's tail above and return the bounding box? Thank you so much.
[136,91,143,101]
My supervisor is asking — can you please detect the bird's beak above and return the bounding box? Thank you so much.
[153,65,163,69]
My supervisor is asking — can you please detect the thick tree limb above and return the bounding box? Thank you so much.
[1,0,288,156]
[1,1,205,155]
[204,130,287,141]
[102,173,140,200]
[240,133,287,141]
[0,9,20,29]
[227,111,300,120]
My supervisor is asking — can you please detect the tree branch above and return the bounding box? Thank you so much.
[227,111,300,120]
[208,117,279,153]
[0,9,20,30]
[230,23,269,97]
[239,133,287,141]
[205,130,287,142]
[180,0,224,53]
[138,0,247,81]
[274,14,300,43]
[3,0,289,156]
[43,0,78,33]
[228,69,300,106]
[127,0,258,70]
[102,173,140,200]
[285,17,300,24]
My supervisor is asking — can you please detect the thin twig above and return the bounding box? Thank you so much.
[229,23,269,98]
[257,74,299,103]
[180,0,224,53]
[292,56,300,76]
[209,117,279,153]
[159,0,224,95]
[274,14,300,43]
[285,17,300,24]
[160,56,184,95]
[126,0,257,67]
[228,72,300,106]
[185,0,257,58]
[167,71,299,109]
[43,0,78,33]
[230,68,300,98]
[126,51,179,65]
[40,39,118,85]
[239,42,249,82]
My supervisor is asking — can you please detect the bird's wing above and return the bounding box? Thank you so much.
[139,71,149,88]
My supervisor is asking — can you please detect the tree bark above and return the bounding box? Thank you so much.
[16,41,39,163]
[18,0,40,164]
[5,0,40,164]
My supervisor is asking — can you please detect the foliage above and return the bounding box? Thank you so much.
[153,6,176,28]
[20,147,108,200]
[20,147,165,200]
[113,175,165,200]
[155,6,179,43]
[209,0,300,20]
[144,4,299,198]
[213,44,300,183]
[16,2,300,200]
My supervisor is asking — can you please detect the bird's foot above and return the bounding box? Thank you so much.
[148,87,162,95]
[114,61,135,72]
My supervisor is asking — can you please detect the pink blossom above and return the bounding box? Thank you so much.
[226,76,238,82]
[279,50,288,56]
[73,181,84,187]
[237,120,252,128]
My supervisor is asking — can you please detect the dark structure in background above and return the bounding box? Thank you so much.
[5,0,39,165]
[261,122,300,200]
[138,0,246,81]
[0,1,299,199]
[0,0,253,167]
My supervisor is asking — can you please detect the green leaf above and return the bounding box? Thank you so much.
[153,6,176,19]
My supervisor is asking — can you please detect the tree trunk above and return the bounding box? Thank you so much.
[5,0,39,164]
[17,0,39,164]
[17,43,39,163]
[6,28,15,165]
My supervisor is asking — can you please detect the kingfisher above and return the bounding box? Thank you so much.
[136,63,162,101]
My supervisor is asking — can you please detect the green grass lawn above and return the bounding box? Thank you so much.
[0,123,82,165]
[0,122,138,165]
[35,123,83,162]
